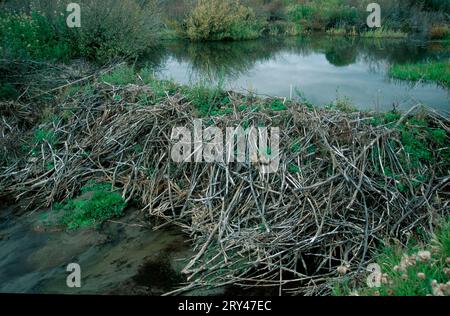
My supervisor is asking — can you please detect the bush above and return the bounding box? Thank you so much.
[185,0,261,41]
[0,0,162,62]
[286,3,315,23]
[429,25,450,40]
[71,0,161,62]
[0,11,71,61]
[286,0,358,31]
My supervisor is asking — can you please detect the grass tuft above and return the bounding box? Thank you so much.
[389,61,450,87]
[55,183,126,230]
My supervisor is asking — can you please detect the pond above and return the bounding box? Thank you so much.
[149,35,449,113]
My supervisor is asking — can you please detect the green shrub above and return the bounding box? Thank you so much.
[286,0,358,31]
[71,0,161,62]
[185,0,261,41]
[0,11,71,61]
[1,0,162,62]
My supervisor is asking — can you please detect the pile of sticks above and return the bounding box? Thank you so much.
[1,81,448,295]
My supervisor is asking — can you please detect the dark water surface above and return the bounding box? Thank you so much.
[0,206,193,294]
[0,207,272,295]
[150,35,449,113]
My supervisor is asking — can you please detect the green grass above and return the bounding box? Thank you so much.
[0,83,19,100]
[182,82,231,117]
[326,28,349,36]
[367,112,449,193]
[100,65,178,104]
[99,65,233,116]
[285,0,358,32]
[334,218,450,296]
[100,66,138,85]
[361,27,407,39]
[100,65,159,86]
[288,163,300,174]
[55,183,126,230]
[270,99,288,111]
[329,95,357,113]
[389,61,450,87]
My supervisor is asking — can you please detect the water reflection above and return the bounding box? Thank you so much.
[145,35,449,112]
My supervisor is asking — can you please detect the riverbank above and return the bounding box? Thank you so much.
[1,63,448,295]
[389,61,450,88]
[164,0,449,42]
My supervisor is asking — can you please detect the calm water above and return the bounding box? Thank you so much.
[0,206,192,294]
[150,35,449,113]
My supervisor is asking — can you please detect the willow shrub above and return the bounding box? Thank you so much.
[70,0,161,62]
[1,0,162,63]
[186,0,262,41]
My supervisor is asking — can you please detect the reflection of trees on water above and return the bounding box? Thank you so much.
[148,35,448,82]
[165,40,285,82]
